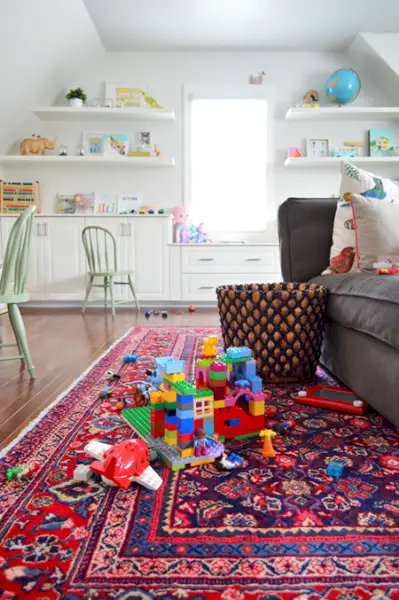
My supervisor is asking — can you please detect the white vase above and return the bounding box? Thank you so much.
[69,98,83,108]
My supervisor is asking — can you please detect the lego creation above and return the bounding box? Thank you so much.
[295,385,365,415]
[122,337,266,470]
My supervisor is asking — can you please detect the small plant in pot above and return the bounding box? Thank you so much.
[66,87,87,108]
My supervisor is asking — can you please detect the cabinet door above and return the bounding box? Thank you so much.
[42,217,86,301]
[128,218,170,301]
[0,216,45,300]
[83,217,128,301]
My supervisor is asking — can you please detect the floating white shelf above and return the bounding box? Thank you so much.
[284,157,399,168]
[0,155,175,167]
[32,106,175,121]
[285,107,399,121]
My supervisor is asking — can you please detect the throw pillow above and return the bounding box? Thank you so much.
[350,193,399,270]
[323,162,399,274]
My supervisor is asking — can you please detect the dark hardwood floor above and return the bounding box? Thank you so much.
[0,307,220,450]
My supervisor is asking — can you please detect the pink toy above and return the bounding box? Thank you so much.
[172,205,192,243]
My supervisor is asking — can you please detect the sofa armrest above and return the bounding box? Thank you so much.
[278,197,337,282]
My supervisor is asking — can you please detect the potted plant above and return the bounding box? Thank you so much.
[66,87,87,108]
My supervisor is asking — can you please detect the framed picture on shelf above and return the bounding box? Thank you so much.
[82,132,104,155]
[74,192,94,214]
[306,138,330,158]
[105,83,150,108]
[94,192,117,214]
[287,146,302,158]
[102,134,129,157]
[117,194,142,214]
[56,193,75,214]
[369,129,394,157]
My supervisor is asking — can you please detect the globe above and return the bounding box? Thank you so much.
[325,68,361,105]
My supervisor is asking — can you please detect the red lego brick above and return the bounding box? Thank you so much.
[194,418,203,431]
[208,378,226,388]
[164,421,177,432]
[177,431,194,443]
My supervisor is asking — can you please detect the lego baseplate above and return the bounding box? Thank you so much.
[122,406,224,471]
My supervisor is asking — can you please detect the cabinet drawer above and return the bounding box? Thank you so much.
[181,246,280,274]
[182,273,280,302]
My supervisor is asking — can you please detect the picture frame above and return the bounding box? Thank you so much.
[117,194,142,214]
[105,83,150,108]
[102,134,129,157]
[82,132,105,156]
[94,192,117,215]
[56,193,75,214]
[306,138,330,158]
[287,146,302,158]
[369,129,394,157]
[74,192,94,214]
[1,180,40,214]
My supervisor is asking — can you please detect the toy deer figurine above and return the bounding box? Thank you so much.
[260,429,276,458]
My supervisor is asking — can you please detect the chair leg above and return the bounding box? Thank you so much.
[8,304,35,379]
[109,276,115,316]
[8,305,24,362]
[104,277,108,309]
[82,276,94,314]
[128,275,140,312]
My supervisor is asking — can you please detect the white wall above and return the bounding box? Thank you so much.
[3,48,395,240]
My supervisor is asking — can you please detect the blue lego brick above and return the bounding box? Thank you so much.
[243,360,257,377]
[226,418,241,427]
[177,418,194,435]
[249,376,262,393]
[226,347,251,359]
[176,393,194,406]
[155,356,186,375]
[326,461,345,478]
[235,379,250,389]
[176,408,194,420]
[229,452,242,465]
[164,414,177,426]
[203,421,214,435]
[147,369,164,389]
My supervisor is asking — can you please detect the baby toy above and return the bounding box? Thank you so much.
[162,311,168,318]
[106,370,121,380]
[274,419,296,434]
[20,137,56,155]
[6,461,40,482]
[326,460,345,478]
[295,385,365,415]
[260,429,277,458]
[172,205,193,243]
[377,267,399,275]
[190,222,213,244]
[189,304,195,313]
[194,428,214,456]
[99,386,113,399]
[215,450,242,471]
[123,354,138,363]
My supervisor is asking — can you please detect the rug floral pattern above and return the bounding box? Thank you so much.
[0,326,399,599]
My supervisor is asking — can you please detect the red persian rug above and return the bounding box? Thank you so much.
[1,326,399,600]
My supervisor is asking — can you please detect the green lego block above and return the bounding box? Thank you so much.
[173,381,197,395]
[196,358,213,368]
[216,355,250,365]
[122,406,151,437]
[233,432,259,440]
[193,387,213,398]
[165,401,177,411]
[165,460,185,471]
[209,370,226,381]
[150,403,165,411]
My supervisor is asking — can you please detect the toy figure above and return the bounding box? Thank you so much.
[153,144,162,157]
[215,450,242,471]
[7,461,40,481]
[194,428,212,456]
[172,205,193,243]
[190,222,213,244]
[20,137,56,155]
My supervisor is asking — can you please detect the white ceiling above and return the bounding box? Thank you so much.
[83,0,399,52]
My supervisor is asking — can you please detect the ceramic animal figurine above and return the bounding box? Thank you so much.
[141,91,163,109]
[153,144,162,157]
[20,137,56,155]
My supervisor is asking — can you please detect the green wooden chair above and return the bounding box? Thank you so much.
[81,225,139,316]
[0,206,36,379]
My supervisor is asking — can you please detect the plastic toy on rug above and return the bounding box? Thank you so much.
[326,460,345,478]
[295,385,365,415]
[83,439,162,491]
[121,337,266,470]
[6,461,40,482]
[215,450,242,471]
[260,429,277,458]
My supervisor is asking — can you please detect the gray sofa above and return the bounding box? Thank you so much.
[278,197,399,429]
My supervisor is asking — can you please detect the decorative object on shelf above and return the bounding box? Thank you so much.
[104,97,113,108]
[91,98,101,108]
[105,82,149,108]
[157,208,165,214]
[153,144,162,158]
[117,194,142,214]
[190,222,213,243]
[369,129,394,157]
[56,193,75,214]
[83,131,104,155]
[344,141,365,157]
[94,192,117,214]
[249,71,265,85]
[141,91,163,109]
[325,68,360,106]
[172,205,192,243]
[332,147,357,158]
[75,192,94,214]
[65,87,87,108]
[20,137,55,155]
[287,146,302,158]
[76,145,85,156]
[0,180,40,214]
[303,89,320,107]
[128,151,151,157]
[306,138,330,157]
[137,131,151,149]
[58,144,68,156]
[102,134,128,156]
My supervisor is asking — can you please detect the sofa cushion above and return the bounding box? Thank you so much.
[310,272,399,351]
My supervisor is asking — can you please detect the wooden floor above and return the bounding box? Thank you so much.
[0,307,220,450]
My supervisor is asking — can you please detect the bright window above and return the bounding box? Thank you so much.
[188,97,268,232]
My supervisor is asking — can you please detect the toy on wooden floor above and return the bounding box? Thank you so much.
[295,385,365,415]
[123,354,138,363]
[84,439,162,491]
[0,180,40,214]
[189,304,195,313]
[145,310,153,318]
[326,460,345,478]
[6,461,40,482]
[274,419,296,434]
[377,267,399,275]
[303,89,320,107]
[122,337,266,470]
[20,137,55,155]
[260,429,277,458]
[162,311,168,318]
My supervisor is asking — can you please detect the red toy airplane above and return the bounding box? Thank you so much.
[295,385,365,415]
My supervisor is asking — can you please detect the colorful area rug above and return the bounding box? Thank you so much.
[1,326,399,600]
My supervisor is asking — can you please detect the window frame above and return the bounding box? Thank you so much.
[183,84,275,236]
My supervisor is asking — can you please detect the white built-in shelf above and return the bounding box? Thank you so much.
[32,106,175,121]
[285,157,399,168]
[285,107,399,121]
[0,155,175,168]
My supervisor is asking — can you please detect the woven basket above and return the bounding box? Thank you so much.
[217,282,328,383]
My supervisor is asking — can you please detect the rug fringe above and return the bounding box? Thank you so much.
[0,326,137,460]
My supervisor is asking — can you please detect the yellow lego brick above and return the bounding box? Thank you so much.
[164,390,177,403]
[178,447,194,458]
[190,458,215,466]
[249,400,265,416]
[165,437,177,446]
[159,383,165,392]
[150,391,164,405]
[214,400,225,409]
[227,363,233,372]
[162,372,185,384]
